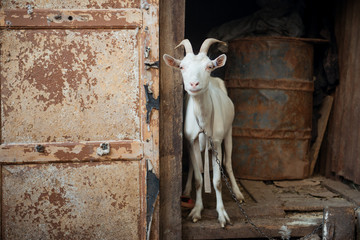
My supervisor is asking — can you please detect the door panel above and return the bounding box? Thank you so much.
[1,29,141,144]
[0,0,159,239]
[1,0,140,9]
[2,162,142,239]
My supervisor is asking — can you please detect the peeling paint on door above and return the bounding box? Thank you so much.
[1,29,140,143]
[0,0,159,239]
[1,0,140,9]
[2,161,142,239]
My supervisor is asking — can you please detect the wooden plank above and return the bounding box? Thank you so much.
[324,0,360,185]
[0,9,142,29]
[282,198,354,211]
[273,179,321,188]
[182,216,322,239]
[309,96,334,175]
[201,205,285,220]
[0,141,143,163]
[159,0,185,239]
[240,180,280,205]
[322,179,360,206]
[323,206,355,240]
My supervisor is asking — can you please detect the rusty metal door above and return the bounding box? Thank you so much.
[0,0,159,239]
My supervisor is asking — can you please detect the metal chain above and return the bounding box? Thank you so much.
[208,136,322,240]
[300,223,323,240]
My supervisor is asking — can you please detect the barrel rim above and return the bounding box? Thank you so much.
[232,127,312,140]
[225,78,314,92]
[227,36,329,44]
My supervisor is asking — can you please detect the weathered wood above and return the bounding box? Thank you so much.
[240,180,280,205]
[272,178,356,211]
[322,179,360,206]
[274,179,321,188]
[201,204,285,220]
[184,177,357,239]
[309,95,333,175]
[0,141,143,163]
[323,206,355,240]
[159,0,185,239]
[183,216,323,239]
[0,9,142,29]
[323,0,360,185]
[281,198,354,211]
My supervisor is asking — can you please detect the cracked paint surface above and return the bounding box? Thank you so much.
[1,29,140,143]
[1,0,140,9]
[2,161,141,239]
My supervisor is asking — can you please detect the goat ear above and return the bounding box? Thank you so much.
[213,54,227,69]
[207,54,226,72]
[163,54,181,69]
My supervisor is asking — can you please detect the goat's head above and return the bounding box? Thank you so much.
[163,38,227,96]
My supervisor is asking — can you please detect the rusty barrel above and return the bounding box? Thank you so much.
[225,37,314,180]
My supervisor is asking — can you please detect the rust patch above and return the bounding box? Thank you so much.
[1,9,143,29]
[0,141,144,163]
[2,161,142,239]
[1,0,140,9]
[1,29,141,144]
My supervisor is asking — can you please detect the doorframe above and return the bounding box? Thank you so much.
[159,0,185,239]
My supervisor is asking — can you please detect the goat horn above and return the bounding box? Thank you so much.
[175,39,193,54]
[199,38,226,54]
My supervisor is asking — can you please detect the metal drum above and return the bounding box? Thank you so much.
[225,37,314,180]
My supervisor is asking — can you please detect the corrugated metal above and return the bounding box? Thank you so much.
[323,0,360,185]
[225,37,314,180]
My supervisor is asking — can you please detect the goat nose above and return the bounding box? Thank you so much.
[190,82,199,87]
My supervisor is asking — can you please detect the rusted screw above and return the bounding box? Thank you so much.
[35,145,45,153]
[54,15,62,20]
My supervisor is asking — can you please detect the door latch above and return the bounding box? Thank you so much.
[144,84,159,124]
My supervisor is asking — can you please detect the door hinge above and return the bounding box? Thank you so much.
[144,84,159,124]
[145,61,159,70]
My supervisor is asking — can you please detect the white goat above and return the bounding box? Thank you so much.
[163,38,244,227]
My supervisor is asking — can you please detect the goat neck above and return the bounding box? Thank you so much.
[191,88,214,134]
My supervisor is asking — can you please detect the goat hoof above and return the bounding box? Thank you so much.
[188,207,202,223]
[217,208,231,228]
[219,218,232,228]
[234,192,245,203]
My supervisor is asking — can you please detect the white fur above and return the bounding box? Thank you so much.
[163,39,244,227]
